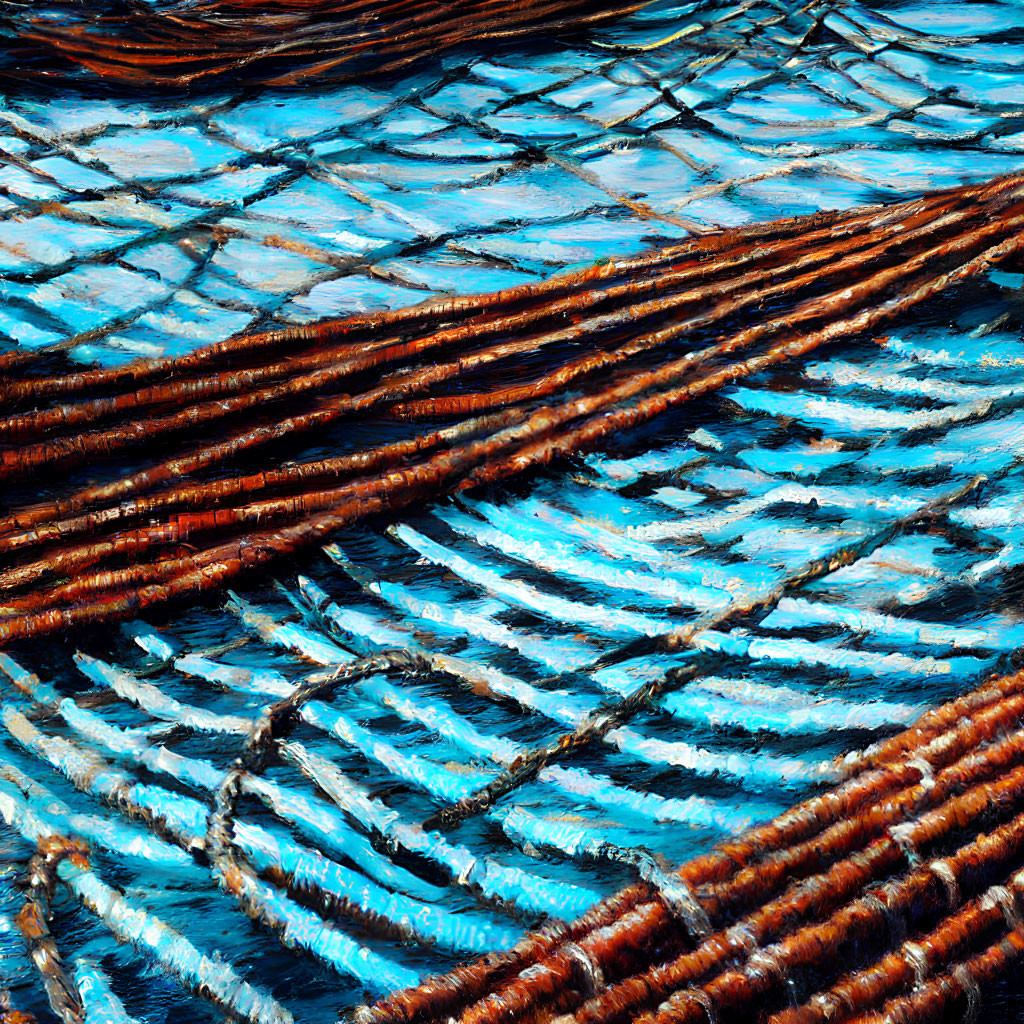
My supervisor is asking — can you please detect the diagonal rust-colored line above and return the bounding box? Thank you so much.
[0,178,1019,648]
[1,171,1009,401]
[418,473,989,834]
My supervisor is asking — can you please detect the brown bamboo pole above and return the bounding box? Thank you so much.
[0,219,1020,643]
[769,867,1024,1024]
[2,185,1015,577]
[0,559,201,617]
[0,165,924,393]
[453,212,1024,495]
[635,794,1024,1024]
[841,668,1024,779]
[0,408,527,569]
[847,931,1024,1024]
[0,333,397,441]
[0,181,989,468]
[0,395,360,535]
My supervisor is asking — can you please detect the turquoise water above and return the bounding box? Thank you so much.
[0,0,1021,365]
[0,1,1023,1020]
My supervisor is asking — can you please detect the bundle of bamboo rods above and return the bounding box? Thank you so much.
[360,662,1024,1024]
[15,841,85,1024]
[0,173,1021,646]
[3,0,647,87]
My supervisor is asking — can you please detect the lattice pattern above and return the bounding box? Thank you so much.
[0,272,1022,1019]
[0,0,1022,365]
[0,1,1023,1021]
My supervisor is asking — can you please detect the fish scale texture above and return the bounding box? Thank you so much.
[0,2,1023,1022]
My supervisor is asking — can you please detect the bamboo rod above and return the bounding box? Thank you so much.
[0,409,528,580]
[0,171,927,394]
[847,930,1024,1024]
[2,172,994,432]
[7,0,645,87]
[0,217,1020,644]
[769,867,1024,1024]
[2,183,992,477]
[361,665,1024,1024]
[636,797,1024,1024]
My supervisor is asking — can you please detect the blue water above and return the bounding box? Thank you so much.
[0,0,1023,1020]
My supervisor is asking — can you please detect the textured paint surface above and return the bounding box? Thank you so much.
[0,0,1020,367]
[0,1,1023,1022]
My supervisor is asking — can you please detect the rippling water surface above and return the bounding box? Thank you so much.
[1,1,1024,1020]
